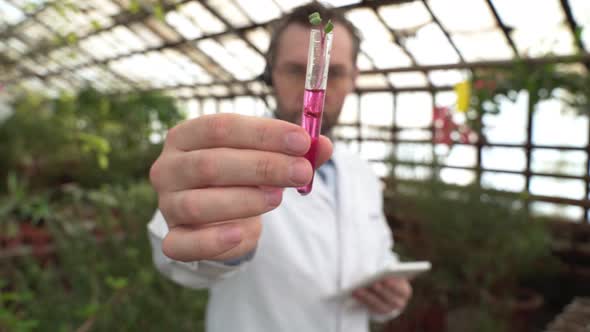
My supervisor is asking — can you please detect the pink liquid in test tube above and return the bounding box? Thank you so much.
[297,28,333,195]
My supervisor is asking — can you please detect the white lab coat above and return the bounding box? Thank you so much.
[148,145,399,332]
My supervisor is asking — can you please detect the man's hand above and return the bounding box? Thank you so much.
[352,277,412,316]
[149,114,333,263]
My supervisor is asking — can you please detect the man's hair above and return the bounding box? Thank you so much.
[261,2,361,86]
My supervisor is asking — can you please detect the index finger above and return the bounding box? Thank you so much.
[167,114,311,155]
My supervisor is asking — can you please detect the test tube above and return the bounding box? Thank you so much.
[297,28,333,195]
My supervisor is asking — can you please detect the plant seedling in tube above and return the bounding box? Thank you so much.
[297,12,334,195]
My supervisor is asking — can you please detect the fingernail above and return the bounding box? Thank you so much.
[219,226,242,245]
[265,189,283,207]
[289,159,310,185]
[285,132,308,153]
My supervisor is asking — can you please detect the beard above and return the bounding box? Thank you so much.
[274,106,341,137]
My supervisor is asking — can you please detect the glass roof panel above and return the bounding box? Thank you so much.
[405,23,460,65]
[493,0,564,29]
[272,0,311,12]
[5,37,28,55]
[165,10,202,40]
[9,0,44,11]
[245,27,271,53]
[144,17,182,43]
[91,0,121,16]
[452,29,514,61]
[49,47,90,68]
[346,8,393,42]
[197,38,253,80]
[361,41,412,68]
[129,23,164,48]
[14,20,54,47]
[428,0,495,32]
[378,2,431,31]
[21,58,47,75]
[163,49,212,84]
[511,24,575,57]
[0,0,25,27]
[111,26,148,52]
[206,0,252,28]
[324,0,362,7]
[80,34,114,61]
[570,0,590,30]
[235,0,282,24]
[179,1,226,35]
[219,35,265,75]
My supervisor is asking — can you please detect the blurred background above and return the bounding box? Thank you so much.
[1,0,589,331]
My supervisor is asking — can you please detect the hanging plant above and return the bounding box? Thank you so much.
[468,59,590,136]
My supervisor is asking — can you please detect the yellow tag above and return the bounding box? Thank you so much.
[454,81,471,113]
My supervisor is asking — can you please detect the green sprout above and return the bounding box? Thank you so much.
[309,12,321,26]
[324,19,333,33]
[308,12,334,34]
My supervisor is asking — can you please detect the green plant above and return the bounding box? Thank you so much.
[468,60,590,134]
[1,181,209,332]
[0,87,183,190]
[389,176,553,297]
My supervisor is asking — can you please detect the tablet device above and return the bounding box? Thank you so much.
[334,261,431,298]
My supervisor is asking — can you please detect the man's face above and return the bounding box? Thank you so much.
[272,23,358,136]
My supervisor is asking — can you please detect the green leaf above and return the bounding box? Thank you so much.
[98,155,109,170]
[78,302,100,318]
[105,276,128,290]
[66,32,78,45]
[309,12,321,25]
[129,0,140,14]
[154,3,165,21]
[324,20,334,34]
[91,20,102,31]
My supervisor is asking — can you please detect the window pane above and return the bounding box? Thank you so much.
[396,143,433,163]
[530,176,586,200]
[396,92,433,127]
[440,168,476,186]
[444,145,477,168]
[533,98,589,147]
[531,149,587,176]
[481,172,526,192]
[394,165,432,181]
[482,147,526,171]
[360,141,393,161]
[360,93,393,126]
[339,94,359,124]
[483,92,528,144]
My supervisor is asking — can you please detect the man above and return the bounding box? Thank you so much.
[147,3,412,331]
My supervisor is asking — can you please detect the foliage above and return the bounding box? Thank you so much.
[0,87,183,189]
[0,86,206,331]
[468,60,590,133]
[385,175,554,303]
[1,180,208,332]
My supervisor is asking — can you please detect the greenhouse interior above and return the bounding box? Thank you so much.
[1,0,590,331]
